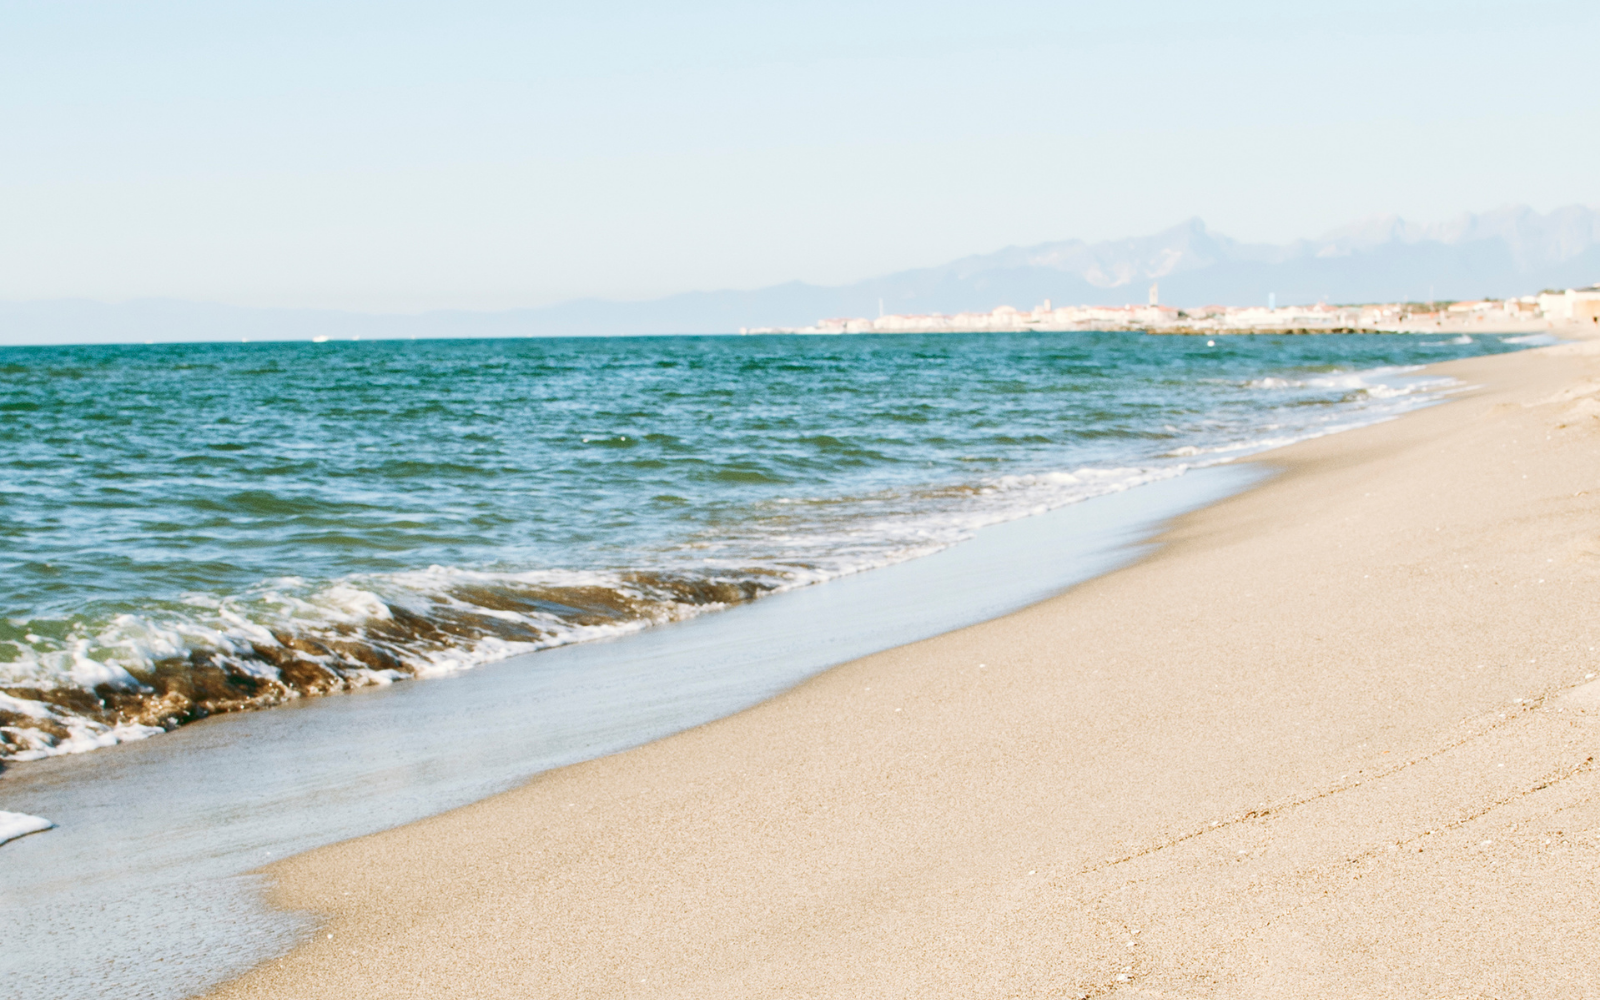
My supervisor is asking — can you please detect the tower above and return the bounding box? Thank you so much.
[1148,282,1159,306]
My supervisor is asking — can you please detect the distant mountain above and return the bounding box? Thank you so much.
[4,205,1598,345]
[871,205,1600,314]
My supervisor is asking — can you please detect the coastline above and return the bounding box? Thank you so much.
[742,297,1571,337]
[209,329,1600,998]
[1,462,1264,1000]
[3,330,1459,769]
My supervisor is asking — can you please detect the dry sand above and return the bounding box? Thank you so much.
[213,333,1600,1000]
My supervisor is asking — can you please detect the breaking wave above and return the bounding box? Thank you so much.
[0,569,778,761]
[2,463,1190,761]
[0,335,1521,764]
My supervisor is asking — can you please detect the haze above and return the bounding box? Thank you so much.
[2,0,1596,313]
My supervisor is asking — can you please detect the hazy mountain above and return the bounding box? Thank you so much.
[4,205,1598,345]
[877,205,1600,313]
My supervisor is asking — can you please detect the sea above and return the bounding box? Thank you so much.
[0,330,1536,764]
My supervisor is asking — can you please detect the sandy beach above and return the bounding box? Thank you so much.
[211,331,1600,999]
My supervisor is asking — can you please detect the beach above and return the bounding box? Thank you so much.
[205,331,1600,998]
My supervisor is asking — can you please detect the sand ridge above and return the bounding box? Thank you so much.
[212,333,1600,999]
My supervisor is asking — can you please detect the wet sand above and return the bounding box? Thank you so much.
[212,331,1600,999]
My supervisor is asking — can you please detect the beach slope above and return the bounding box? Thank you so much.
[213,335,1600,999]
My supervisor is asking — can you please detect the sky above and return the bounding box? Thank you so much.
[1,0,1597,312]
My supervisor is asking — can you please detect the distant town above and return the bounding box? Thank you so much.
[742,283,1600,336]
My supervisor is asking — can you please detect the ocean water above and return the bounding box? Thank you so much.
[0,330,1527,762]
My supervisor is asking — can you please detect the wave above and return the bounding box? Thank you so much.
[1244,365,1452,399]
[4,462,1199,762]
[0,569,776,761]
[1502,333,1561,346]
[0,362,1469,764]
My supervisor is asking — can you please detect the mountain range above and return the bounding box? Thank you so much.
[5,204,1599,345]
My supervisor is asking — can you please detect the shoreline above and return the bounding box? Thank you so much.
[1,332,1463,770]
[0,462,1265,1000]
[742,299,1572,337]
[211,328,1600,998]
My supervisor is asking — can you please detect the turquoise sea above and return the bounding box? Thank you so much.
[0,330,1534,760]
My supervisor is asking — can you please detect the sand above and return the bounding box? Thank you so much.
[211,332,1600,1000]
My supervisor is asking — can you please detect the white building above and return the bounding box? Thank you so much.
[1539,286,1600,322]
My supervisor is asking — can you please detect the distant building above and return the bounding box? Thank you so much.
[746,282,1565,336]
[1148,283,1159,306]
[1574,287,1600,323]
[1539,285,1600,322]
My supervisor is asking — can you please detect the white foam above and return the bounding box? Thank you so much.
[0,687,166,760]
[0,810,55,846]
[1503,333,1560,346]
[67,638,142,690]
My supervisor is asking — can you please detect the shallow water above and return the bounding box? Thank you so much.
[0,331,1526,759]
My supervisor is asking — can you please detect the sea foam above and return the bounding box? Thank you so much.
[0,810,55,847]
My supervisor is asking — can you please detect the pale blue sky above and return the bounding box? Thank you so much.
[2,1,1595,311]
